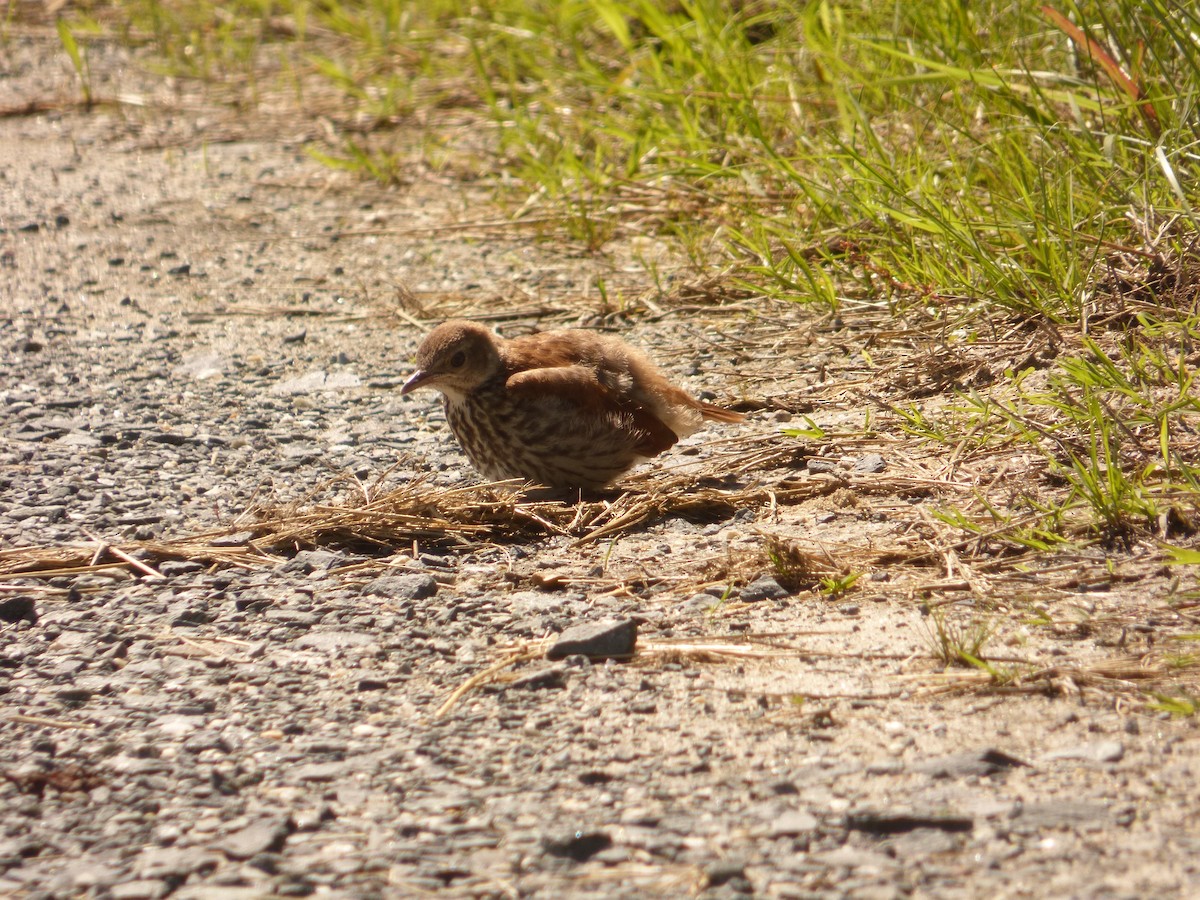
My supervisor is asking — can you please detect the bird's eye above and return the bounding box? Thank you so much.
[450,351,466,368]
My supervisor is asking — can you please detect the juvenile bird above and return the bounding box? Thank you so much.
[401,319,743,489]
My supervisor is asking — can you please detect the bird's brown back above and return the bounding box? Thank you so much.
[500,329,742,438]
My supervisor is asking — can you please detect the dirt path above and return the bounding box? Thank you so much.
[2,30,1198,900]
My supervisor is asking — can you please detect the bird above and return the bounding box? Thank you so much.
[400,319,744,489]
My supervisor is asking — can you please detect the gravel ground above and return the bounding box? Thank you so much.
[3,33,1200,900]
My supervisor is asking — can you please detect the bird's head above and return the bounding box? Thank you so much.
[401,320,502,400]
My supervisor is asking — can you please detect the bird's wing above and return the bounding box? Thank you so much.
[505,365,680,457]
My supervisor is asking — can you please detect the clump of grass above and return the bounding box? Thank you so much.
[1147,691,1198,718]
[56,19,95,107]
[922,608,1000,670]
[819,571,861,598]
[764,534,851,593]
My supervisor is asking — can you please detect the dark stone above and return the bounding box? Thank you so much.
[157,560,204,577]
[508,665,567,691]
[541,830,612,862]
[846,810,973,835]
[55,687,93,704]
[0,596,37,625]
[546,619,637,660]
[146,432,191,446]
[705,859,748,888]
[171,607,218,627]
[740,575,790,602]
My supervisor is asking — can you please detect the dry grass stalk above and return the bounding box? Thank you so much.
[6,714,94,731]
[0,537,269,581]
[915,654,1198,699]
[435,646,546,718]
[0,432,978,582]
[435,632,853,716]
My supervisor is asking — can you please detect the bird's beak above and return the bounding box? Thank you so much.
[400,369,433,396]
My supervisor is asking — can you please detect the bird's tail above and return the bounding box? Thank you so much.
[699,402,745,424]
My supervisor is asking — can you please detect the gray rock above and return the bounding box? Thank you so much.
[6,504,67,521]
[546,619,637,660]
[508,665,568,690]
[217,818,293,860]
[813,845,900,871]
[361,573,438,601]
[854,453,887,473]
[262,608,321,627]
[739,575,790,602]
[51,858,122,891]
[1014,800,1110,830]
[683,592,723,613]
[210,530,256,547]
[770,809,819,837]
[281,549,344,573]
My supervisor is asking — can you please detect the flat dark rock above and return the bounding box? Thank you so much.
[846,811,974,835]
[541,830,612,861]
[739,574,790,602]
[546,619,637,660]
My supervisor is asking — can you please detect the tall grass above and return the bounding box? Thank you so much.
[111,2,1199,316]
